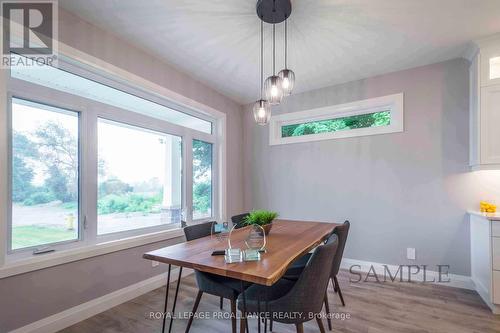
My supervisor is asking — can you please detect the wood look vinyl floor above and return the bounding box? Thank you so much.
[59,270,500,333]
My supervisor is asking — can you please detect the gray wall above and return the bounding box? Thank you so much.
[0,8,244,332]
[243,59,500,276]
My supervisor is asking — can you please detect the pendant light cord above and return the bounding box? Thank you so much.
[273,23,276,75]
[260,18,263,99]
[285,18,288,69]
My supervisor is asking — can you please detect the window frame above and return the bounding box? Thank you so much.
[2,52,224,264]
[269,93,404,145]
[7,95,84,253]
[64,57,215,134]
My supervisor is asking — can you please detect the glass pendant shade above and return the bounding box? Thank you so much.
[264,75,284,105]
[278,68,295,96]
[253,99,271,125]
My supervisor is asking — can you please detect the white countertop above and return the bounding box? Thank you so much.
[469,211,500,221]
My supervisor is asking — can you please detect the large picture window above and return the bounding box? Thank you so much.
[3,54,222,263]
[10,98,79,250]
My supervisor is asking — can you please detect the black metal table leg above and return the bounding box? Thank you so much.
[168,267,183,333]
[162,264,172,333]
[241,280,249,333]
[264,301,268,333]
[257,300,261,333]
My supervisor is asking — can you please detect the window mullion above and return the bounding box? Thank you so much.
[216,116,226,223]
[210,136,219,222]
[84,106,98,245]
[185,134,193,224]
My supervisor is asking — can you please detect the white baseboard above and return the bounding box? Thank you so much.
[9,268,193,333]
[341,258,473,290]
[471,277,500,314]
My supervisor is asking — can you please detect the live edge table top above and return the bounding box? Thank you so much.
[143,219,338,286]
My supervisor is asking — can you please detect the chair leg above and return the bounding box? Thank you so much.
[331,277,338,293]
[220,296,224,310]
[316,316,326,333]
[295,323,304,333]
[333,276,345,306]
[270,319,273,332]
[185,290,203,333]
[324,292,332,330]
[240,312,247,333]
[230,298,237,333]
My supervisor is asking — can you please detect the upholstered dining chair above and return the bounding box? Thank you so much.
[284,220,350,330]
[183,222,246,333]
[231,213,249,229]
[237,234,339,333]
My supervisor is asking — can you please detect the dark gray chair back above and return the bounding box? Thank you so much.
[271,234,339,320]
[184,222,215,241]
[231,213,249,229]
[330,220,350,276]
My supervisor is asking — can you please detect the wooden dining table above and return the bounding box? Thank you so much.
[143,219,338,333]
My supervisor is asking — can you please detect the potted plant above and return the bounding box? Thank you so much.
[243,210,278,235]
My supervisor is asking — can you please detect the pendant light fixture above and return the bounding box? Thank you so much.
[264,23,284,105]
[278,18,295,96]
[254,0,294,125]
[253,19,271,125]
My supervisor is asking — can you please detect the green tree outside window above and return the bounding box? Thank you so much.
[282,111,391,138]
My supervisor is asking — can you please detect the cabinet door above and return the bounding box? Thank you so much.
[494,271,500,304]
[480,85,500,164]
[481,46,500,87]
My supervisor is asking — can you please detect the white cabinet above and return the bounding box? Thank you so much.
[480,85,500,164]
[493,271,500,304]
[480,42,500,87]
[469,35,500,170]
[470,212,500,313]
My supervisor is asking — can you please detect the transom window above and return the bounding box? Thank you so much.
[10,54,212,134]
[5,54,220,257]
[269,93,404,145]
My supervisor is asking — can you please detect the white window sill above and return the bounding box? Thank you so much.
[0,227,184,279]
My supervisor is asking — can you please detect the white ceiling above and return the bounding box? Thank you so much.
[61,0,500,105]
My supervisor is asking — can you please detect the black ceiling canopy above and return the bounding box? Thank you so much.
[256,0,292,24]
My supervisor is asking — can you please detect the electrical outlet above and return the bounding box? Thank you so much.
[152,260,159,267]
[407,248,416,260]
